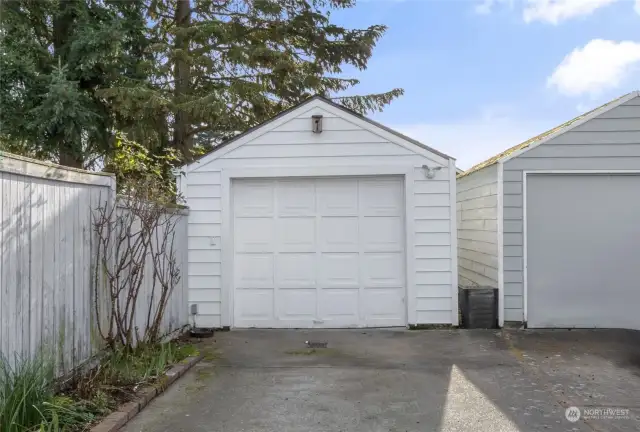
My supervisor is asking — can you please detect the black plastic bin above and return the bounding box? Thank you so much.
[458,286,499,329]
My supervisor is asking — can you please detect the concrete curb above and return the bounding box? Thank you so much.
[90,354,203,432]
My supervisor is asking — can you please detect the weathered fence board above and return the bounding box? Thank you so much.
[0,153,189,375]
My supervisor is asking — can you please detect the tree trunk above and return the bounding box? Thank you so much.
[59,152,84,168]
[173,0,192,162]
[53,0,83,169]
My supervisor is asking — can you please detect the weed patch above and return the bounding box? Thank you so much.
[0,341,197,432]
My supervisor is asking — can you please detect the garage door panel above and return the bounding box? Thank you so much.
[277,217,316,252]
[235,289,274,320]
[235,218,274,252]
[317,180,358,216]
[362,253,404,287]
[319,253,359,288]
[363,288,405,323]
[319,217,359,252]
[234,181,274,217]
[234,254,274,288]
[319,289,359,323]
[361,216,403,252]
[276,253,316,288]
[359,179,403,216]
[277,180,316,216]
[527,174,640,329]
[277,290,317,320]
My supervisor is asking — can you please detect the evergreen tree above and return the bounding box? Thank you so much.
[0,0,150,168]
[104,0,403,161]
[1,0,402,167]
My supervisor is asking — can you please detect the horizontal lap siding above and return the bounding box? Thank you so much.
[187,106,454,326]
[503,95,640,323]
[414,167,454,323]
[456,165,499,289]
[183,171,222,328]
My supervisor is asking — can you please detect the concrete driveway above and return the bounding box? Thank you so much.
[123,329,640,432]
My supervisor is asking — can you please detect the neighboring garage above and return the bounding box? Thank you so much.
[457,90,640,330]
[179,96,458,329]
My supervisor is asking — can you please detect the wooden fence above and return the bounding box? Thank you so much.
[0,153,188,374]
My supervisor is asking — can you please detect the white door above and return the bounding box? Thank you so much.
[232,177,405,328]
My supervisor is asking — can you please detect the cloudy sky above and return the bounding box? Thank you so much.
[332,0,640,169]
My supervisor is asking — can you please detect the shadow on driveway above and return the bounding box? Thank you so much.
[123,329,640,432]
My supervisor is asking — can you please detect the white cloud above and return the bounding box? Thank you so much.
[479,0,639,21]
[523,0,618,24]
[475,0,495,14]
[547,39,640,97]
[395,116,553,170]
[474,0,514,15]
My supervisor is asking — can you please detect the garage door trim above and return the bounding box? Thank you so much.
[220,165,418,328]
[521,169,640,325]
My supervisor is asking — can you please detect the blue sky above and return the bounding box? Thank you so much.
[331,0,640,169]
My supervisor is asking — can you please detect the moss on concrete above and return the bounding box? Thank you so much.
[284,348,340,356]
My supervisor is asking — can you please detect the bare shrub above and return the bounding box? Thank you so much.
[92,135,185,350]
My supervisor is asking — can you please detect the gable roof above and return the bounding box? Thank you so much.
[457,91,640,179]
[185,95,454,171]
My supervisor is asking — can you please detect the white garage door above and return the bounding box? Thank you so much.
[527,174,640,329]
[232,177,406,328]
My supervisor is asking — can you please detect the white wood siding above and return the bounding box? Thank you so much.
[185,103,455,327]
[502,95,640,322]
[456,164,499,289]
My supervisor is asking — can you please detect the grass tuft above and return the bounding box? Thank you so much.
[0,352,55,431]
[94,342,193,390]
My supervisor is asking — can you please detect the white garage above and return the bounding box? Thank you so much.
[178,96,458,329]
